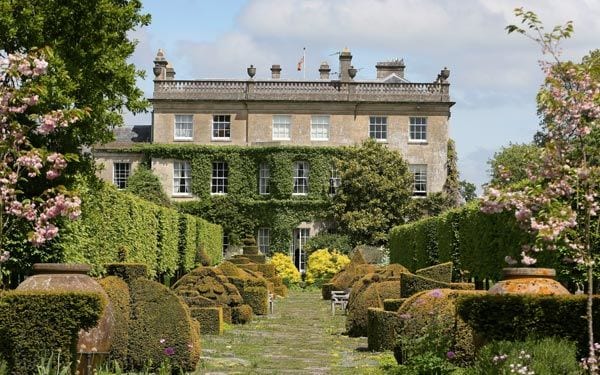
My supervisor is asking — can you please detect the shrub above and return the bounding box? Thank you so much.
[127,278,201,372]
[469,337,581,375]
[241,286,269,315]
[269,252,301,286]
[457,294,600,357]
[99,276,131,366]
[196,218,223,266]
[383,299,405,312]
[156,207,180,277]
[190,306,223,335]
[346,279,401,337]
[415,261,453,283]
[399,273,474,298]
[172,266,243,309]
[125,166,171,207]
[0,291,104,374]
[105,263,148,282]
[306,249,351,286]
[367,308,401,351]
[232,305,253,324]
[304,233,353,255]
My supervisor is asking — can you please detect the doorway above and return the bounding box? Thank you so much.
[292,228,310,273]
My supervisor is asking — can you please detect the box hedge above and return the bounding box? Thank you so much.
[399,273,474,298]
[241,286,269,315]
[232,304,253,324]
[346,279,401,337]
[191,306,223,335]
[457,294,600,357]
[105,263,148,282]
[367,307,401,351]
[415,261,453,283]
[0,291,104,375]
[99,276,131,365]
[383,298,405,312]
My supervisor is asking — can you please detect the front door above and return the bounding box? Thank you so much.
[292,228,310,273]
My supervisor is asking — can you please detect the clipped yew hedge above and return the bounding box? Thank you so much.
[60,180,222,277]
[0,291,104,374]
[389,202,557,281]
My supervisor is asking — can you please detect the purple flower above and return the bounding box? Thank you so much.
[429,289,443,298]
[446,351,456,359]
[164,347,175,356]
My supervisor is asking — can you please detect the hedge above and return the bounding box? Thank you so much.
[59,180,222,277]
[389,202,558,281]
[456,294,600,357]
[99,276,131,365]
[0,291,104,374]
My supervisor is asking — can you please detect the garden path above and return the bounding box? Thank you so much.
[199,289,388,374]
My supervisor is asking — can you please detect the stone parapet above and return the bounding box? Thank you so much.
[153,79,450,103]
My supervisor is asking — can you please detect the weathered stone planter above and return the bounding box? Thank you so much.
[17,263,114,374]
[488,267,570,295]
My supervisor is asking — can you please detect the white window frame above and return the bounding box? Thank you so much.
[212,114,231,140]
[257,228,270,254]
[113,162,131,190]
[293,161,309,195]
[174,114,193,141]
[211,161,228,195]
[310,115,330,141]
[329,164,341,195]
[272,115,291,141]
[410,164,428,197]
[369,116,387,141]
[173,161,191,196]
[259,163,270,195]
[409,117,427,143]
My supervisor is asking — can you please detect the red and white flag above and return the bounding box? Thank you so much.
[297,55,304,71]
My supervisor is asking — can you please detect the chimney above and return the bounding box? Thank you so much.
[318,61,330,80]
[376,59,405,79]
[271,64,281,79]
[152,49,168,80]
[339,47,352,82]
[165,62,176,80]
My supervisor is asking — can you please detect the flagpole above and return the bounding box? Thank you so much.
[303,47,306,81]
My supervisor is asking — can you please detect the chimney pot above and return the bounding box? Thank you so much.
[376,59,405,79]
[339,48,353,82]
[318,61,331,80]
[270,64,281,79]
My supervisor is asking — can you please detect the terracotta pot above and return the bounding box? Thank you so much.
[488,267,570,295]
[17,263,114,374]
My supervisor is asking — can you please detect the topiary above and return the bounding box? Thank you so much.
[196,245,211,267]
[128,278,201,372]
[124,166,171,207]
[232,304,253,324]
[99,276,131,366]
[346,279,401,337]
[306,249,351,286]
[105,263,148,283]
[415,262,453,283]
[269,252,301,286]
[400,273,474,298]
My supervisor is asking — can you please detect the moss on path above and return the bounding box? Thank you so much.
[198,289,390,374]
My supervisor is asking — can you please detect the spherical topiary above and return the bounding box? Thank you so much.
[98,276,131,366]
[128,278,201,372]
[172,266,243,308]
[394,288,485,366]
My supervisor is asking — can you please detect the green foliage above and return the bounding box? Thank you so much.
[240,286,269,315]
[0,291,104,374]
[389,202,548,281]
[333,139,413,246]
[459,180,477,203]
[367,308,401,351]
[269,253,301,286]
[304,232,353,255]
[470,337,581,375]
[443,139,461,206]
[99,276,130,366]
[383,299,406,312]
[400,273,474,298]
[305,249,350,286]
[414,262,453,283]
[127,278,201,372]
[190,307,223,335]
[58,179,222,278]
[0,0,150,155]
[487,143,542,187]
[457,294,600,357]
[125,166,171,207]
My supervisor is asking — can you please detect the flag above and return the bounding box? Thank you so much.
[297,55,304,71]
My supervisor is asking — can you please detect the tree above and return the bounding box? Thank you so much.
[125,166,171,207]
[484,8,600,368]
[459,180,477,203]
[332,139,413,246]
[0,50,84,284]
[487,143,542,187]
[0,0,150,173]
[443,139,461,205]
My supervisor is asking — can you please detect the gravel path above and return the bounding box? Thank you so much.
[198,289,387,374]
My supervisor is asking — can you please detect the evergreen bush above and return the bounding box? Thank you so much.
[99,276,131,365]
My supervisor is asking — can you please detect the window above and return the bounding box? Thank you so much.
[174,114,193,140]
[272,115,291,140]
[212,115,231,140]
[211,161,228,194]
[293,161,309,195]
[173,161,191,195]
[409,117,427,142]
[410,165,427,196]
[311,115,330,141]
[259,163,270,195]
[113,162,130,189]
[329,164,341,195]
[258,228,270,254]
[369,116,387,141]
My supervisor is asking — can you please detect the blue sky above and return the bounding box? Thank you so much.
[125,0,600,193]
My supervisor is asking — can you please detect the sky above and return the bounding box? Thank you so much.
[125,0,600,193]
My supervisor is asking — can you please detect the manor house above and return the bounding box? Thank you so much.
[94,48,454,272]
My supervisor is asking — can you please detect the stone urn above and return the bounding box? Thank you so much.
[17,263,114,373]
[488,267,570,295]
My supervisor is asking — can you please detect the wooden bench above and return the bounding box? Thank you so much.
[331,290,351,315]
[268,292,275,314]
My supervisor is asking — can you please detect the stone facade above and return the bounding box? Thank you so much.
[94,48,454,260]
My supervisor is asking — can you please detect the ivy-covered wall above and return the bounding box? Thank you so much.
[389,202,560,281]
[122,144,344,252]
[59,180,222,277]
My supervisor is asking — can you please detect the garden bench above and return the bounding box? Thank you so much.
[268,292,275,314]
[331,290,351,315]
